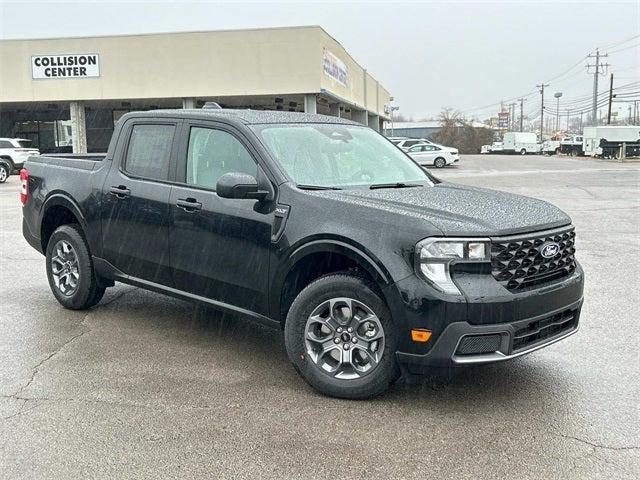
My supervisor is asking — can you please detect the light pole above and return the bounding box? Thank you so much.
[554,92,562,132]
[388,96,399,137]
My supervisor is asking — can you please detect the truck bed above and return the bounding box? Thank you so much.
[27,153,107,171]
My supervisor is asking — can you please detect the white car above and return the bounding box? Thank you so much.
[391,138,434,151]
[0,138,39,183]
[407,142,459,168]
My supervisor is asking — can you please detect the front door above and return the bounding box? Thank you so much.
[169,122,274,315]
[101,120,180,286]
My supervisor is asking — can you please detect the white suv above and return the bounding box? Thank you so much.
[0,138,39,183]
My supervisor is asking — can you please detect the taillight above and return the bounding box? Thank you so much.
[20,169,28,205]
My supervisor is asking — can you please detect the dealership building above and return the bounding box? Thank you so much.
[0,26,391,153]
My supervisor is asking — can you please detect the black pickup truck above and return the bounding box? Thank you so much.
[21,108,584,399]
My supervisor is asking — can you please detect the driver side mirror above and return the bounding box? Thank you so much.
[216,172,271,201]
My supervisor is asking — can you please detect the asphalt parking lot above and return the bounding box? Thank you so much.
[1,154,638,479]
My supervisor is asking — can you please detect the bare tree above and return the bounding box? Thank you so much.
[433,108,493,154]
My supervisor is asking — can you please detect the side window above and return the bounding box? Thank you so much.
[408,145,421,153]
[186,127,257,190]
[124,124,175,180]
[0,140,14,148]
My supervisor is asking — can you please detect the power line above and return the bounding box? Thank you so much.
[608,43,640,55]
[596,34,640,50]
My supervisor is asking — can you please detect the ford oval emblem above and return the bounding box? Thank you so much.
[541,242,560,258]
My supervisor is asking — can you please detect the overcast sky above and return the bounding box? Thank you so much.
[1,0,638,120]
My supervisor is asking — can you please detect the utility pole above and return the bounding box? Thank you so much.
[607,73,614,124]
[586,49,610,126]
[508,102,517,131]
[518,98,526,131]
[537,83,549,140]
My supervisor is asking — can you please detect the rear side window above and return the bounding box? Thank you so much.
[124,124,175,180]
[0,140,13,148]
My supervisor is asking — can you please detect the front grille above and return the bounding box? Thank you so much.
[512,308,578,352]
[491,227,576,291]
[456,334,503,355]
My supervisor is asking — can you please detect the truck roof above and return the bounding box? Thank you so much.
[127,108,361,126]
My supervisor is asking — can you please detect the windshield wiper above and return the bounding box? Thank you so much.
[369,182,422,190]
[297,184,343,190]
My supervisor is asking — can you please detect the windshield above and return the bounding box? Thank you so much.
[253,124,432,188]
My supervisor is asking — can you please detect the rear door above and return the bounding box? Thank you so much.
[169,120,274,315]
[101,119,180,286]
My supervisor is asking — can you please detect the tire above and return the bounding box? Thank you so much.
[434,157,446,168]
[45,224,105,309]
[520,148,527,155]
[0,163,8,183]
[555,148,560,155]
[0,162,11,183]
[284,273,400,399]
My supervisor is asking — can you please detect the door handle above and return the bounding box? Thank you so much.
[176,198,202,212]
[109,185,131,198]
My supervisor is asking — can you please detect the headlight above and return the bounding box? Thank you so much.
[415,238,490,295]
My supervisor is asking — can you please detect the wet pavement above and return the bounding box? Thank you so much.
[1,154,638,479]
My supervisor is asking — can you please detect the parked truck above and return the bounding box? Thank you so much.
[502,132,541,155]
[559,135,584,156]
[583,126,640,158]
[21,108,584,399]
[541,139,561,155]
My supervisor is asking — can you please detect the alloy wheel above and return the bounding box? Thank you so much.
[50,239,80,296]
[304,297,385,380]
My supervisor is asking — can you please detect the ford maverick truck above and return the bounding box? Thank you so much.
[21,108,584,399]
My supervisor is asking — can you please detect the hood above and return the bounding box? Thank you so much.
[311,182,571,236]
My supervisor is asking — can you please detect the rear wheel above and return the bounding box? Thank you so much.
[46,224,105,309]
[284,273,400,399]
[434,157,446,168]
[0,163,8,183]
[520,148,527,155]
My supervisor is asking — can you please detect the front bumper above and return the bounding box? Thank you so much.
[397,299,581,374]
[383,262,584,373]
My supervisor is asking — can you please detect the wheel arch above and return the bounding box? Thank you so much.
[271,238,393,326]
[40,194,89,252]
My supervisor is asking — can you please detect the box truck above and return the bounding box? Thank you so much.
[502,132,541,155]
[583,126,640,158]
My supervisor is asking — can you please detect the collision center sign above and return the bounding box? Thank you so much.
[323,48,348,87]
[32,54,100,79]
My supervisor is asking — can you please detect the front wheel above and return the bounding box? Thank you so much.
[46,224,106,309]
[0,163,9,183]
[434,157,447,168]
[284,273,400,399]
[520,148,527,155]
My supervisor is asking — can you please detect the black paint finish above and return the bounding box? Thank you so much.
[22,109,584,371]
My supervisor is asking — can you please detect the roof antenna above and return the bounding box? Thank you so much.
[202,102,222,109]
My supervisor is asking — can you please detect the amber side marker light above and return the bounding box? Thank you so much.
[411,329,432,343]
